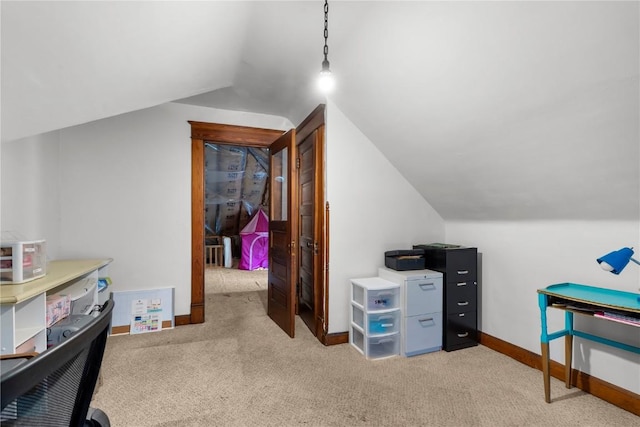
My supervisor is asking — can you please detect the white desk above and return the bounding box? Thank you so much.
[0,259,112,354]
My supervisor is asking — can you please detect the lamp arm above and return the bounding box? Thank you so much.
[630,257,640,266]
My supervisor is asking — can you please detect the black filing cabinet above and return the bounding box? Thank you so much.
[414,244,478,351]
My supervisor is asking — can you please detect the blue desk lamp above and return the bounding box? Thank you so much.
[596,247,640,274]
[597,247,640,303]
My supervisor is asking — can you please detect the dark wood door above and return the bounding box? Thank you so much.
[293,105,329,341]
[297,131,318,334]
[268,129,298,337]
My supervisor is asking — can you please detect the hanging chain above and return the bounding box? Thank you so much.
[323,0,329,61]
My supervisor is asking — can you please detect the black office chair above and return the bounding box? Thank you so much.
[0,299,114,426]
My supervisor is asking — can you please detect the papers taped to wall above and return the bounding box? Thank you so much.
[130,298,163,334]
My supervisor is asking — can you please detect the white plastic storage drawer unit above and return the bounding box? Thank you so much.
[0,240,47,284]
[379,267,444,357]
[350,277,400,360]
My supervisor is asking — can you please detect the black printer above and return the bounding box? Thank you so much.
[384,249,426,271]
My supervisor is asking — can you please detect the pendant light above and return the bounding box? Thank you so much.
[318,0,335,93]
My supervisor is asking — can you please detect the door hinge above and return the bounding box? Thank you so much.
[296,157,300,169]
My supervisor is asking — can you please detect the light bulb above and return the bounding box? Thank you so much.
[318,70,335,93]
[599,261,614,272]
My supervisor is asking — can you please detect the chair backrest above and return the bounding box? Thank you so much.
[1,298,114,426]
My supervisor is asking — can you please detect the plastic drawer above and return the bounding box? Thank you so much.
[351,305,400,335]
[351,277,400,310]
[350,326,400,359]
[366,288,399,311]
[366,333,399,359]
[368,310,400,335]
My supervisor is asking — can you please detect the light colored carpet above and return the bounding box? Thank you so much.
[205,264,268,294]
[91,267,638,426]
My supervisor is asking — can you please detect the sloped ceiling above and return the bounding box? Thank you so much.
[2,1,638,221]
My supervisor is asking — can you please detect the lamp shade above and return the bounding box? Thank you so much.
[596,247,635,275]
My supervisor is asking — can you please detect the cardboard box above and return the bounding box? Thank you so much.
[46,294,71,327]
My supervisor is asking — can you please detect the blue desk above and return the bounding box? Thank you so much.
[537,283,640,403]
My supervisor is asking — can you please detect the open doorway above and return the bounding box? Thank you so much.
[203,143,269,268]
[202,143,270,300]
[187,121,282,325]
[188,108,344,345]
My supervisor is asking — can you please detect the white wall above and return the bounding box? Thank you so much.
[3,98,443,333]
[446,220,640,393]
[1,131,61,257]
[4,98,637,395]
[2,103,291,317]
[325,100,445,333]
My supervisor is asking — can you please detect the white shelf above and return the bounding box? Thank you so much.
[1,292,46,354]
[15,325,44,347]
[0,258,112,355]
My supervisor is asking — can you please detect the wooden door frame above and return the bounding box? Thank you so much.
[186,111,345,345]
[187,121,284,324]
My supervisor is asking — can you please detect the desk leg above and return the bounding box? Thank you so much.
[538,293,551,403]
[541,342,551,403]
[564,335,573,388]
[564,311,573,389]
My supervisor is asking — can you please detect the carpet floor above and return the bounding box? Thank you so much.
[91,266,638,426]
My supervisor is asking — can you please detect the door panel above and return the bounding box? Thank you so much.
[268,129,297,337]
[297,132,317,334]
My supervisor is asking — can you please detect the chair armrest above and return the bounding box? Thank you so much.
[0,351,38,360]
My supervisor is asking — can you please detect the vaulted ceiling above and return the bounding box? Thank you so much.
[2,1,638,221]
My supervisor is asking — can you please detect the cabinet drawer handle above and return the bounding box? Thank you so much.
[419,283,435,290]
[418,317,434,324]
[457,301,469,306]
[457,332,469,338]
[457,270,469,275]
[456,282,467,287]
[377,292,394,297]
